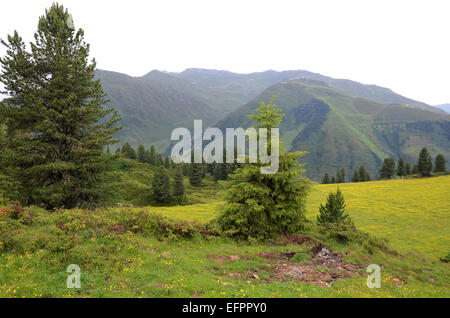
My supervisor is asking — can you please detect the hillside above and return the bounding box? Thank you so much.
[174,68,444,114]
[216,79,450,180]
[96,70,220,151]
[96,68,445,153]
[435,104,450,114]
[1,173,448,298]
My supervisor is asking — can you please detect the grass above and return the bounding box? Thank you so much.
[0,175,449,298]
[152,175,450,259]
[305,176,450,258]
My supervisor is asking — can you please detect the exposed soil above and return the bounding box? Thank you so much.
[267,234,317,246]
[206,254,248,264]
[210,243,365,287]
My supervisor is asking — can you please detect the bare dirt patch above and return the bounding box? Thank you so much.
[209,243,365,287]
[206,254,248,264]
[268,234,317,246]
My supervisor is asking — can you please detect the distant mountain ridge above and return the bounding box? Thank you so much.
[95,68,449,180]
[434,104,450,114]
[215,78,450,180]
[173,68,445,114]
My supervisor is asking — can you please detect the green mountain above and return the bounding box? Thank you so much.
[215,78,450,181]
[173,68,445,114]
[96,67,448,179]
[96,69,221,151]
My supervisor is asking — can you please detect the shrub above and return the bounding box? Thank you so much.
[317,188,352,226]
[217,97,311,240]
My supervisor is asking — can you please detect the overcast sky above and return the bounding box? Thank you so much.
[1,0,449,105]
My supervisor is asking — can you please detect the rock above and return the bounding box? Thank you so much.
[251,273,259,279]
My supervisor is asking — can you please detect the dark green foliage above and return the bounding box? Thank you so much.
[380,158,396,179]
[164,156,171,169]
[214,163,228,182]
[330,176,336,183]
[405,162,411,175]
[417,147,433,177]
[317,188,351,226]
[336,167,346,183]
[149,145,157,165]
[137,145,145,162]
[121,143,136,159]
[106,146,110,154]
[151,167,172,205]
[217,97,311,240]
[351,170,360,182]
[182,163,190,176]
[157,153,163,166]
[172,167,185,203]
[412,164,418,174]
[214,75,449,182]
[358,165,370,181]
[397,158,406,177]
[189,163,203,187]
[0,4,121,209]
[322,173,330,184]
[434,154,446,172]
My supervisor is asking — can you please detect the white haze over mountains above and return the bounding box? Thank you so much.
[0,0,449,105]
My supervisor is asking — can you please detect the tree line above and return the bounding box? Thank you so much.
[379,147,446,179]
[321,147,446,184]
[321,166,371,184]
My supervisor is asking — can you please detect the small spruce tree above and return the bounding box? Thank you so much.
[434,154,446,172]
[137,145,146,162]
[217,96,311,240]
[173,166,185,203]
[397,158,406,177]
[149,145,157,165]
[417,147,433,177]
[122,143,137,159]
[351,170,360,182]
[151,167,172,204]
[380,158,396,179]
[405,162,411,176]
[317,188,350,226]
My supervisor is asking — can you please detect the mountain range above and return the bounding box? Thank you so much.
[96,68,450,180]
[434,104,450,114]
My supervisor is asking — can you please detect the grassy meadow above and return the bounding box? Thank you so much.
[151,176,450,259]
[0,171,449,298]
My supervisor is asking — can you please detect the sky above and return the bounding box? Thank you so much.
[0,0,449,105]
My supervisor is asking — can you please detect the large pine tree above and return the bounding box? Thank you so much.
[0,4,121,209]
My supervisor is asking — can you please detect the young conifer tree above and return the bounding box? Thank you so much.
[417,147,433,177]
[434,154,446,173]
[173,166,185,203]
[0,4,121,209]
[217,96,311,240]
[152,167,172,204]
[317,188,350,226]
